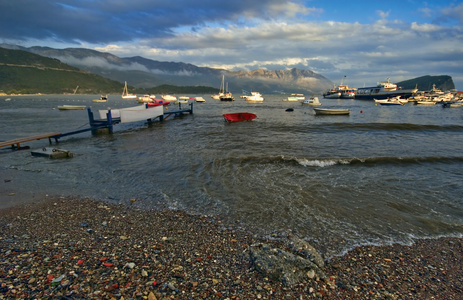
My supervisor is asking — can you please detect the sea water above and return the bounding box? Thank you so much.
[1,94,462,257]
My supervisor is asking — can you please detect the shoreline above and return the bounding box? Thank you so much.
[0,196,461,299]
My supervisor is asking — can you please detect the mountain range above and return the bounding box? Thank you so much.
[0,43,456,95]
[1,44,333,94]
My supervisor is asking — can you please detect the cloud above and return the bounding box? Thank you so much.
[1,0,462,88]
[411,22,443,32]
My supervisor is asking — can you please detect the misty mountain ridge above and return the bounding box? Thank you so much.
[1,44,333,94]
[0,44,455,94]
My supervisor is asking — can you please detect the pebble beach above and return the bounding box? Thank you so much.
[0,196,461,299]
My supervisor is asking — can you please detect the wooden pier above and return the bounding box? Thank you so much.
[1,102,194,150]
[0,132,62,150]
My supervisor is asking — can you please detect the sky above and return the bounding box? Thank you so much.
[1,0,463,89]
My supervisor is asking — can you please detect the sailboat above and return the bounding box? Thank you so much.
[220,81,234,101]
[211,75,225,99]
[122,81,137,99]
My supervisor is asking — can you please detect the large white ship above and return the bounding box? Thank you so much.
[355,78,418,100]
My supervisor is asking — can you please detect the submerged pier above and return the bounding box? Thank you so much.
[1,102,194,150]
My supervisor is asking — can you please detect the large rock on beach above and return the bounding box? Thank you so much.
[249,242,327,286]
[286,235,325,268]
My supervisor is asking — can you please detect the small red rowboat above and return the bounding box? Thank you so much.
[147,101,170,107]
[223,112,257,122]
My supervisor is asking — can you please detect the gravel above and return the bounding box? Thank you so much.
[0,196,461,299]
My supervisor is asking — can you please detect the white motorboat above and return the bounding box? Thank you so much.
[302,96,321,106]
[93,95,108,103]
[178,98,189,105]
[161,94,177,101]
[195,97,206,103]
[286,93,305,101]
[245,92,264,102]
[138,95,156,103]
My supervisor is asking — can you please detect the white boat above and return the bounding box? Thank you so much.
[323,77,356,99]
[93,95,108,103]
[323,86,341,99]
[58,105,86,110]
[376,96,406,105]
[121,81,137,99]
[195,97,206,103]
[245,92,264,102]
[161,94,177,101]
[178,98,189,105]
[355,78,418,100]
[416,100,436,105]
[286,93,305,101]
[138,95,156,103]
[313,108,350,115]
[220,91,235,101]
[302,96,321,106]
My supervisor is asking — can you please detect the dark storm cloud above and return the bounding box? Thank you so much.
[0,0,298,44]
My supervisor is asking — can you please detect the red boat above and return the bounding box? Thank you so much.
[223,112,257,122]
[147,101,170,107]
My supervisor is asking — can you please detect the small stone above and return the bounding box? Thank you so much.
[125,262,136,269]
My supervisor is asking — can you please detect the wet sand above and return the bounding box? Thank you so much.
[0,196,461,299]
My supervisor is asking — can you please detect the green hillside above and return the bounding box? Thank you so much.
[0,47,218,95]
[0,47,124,94]
[397,75,455,91]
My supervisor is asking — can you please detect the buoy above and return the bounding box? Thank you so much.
[360,110,363,113]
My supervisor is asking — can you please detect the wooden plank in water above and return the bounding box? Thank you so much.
[0,132,62,149]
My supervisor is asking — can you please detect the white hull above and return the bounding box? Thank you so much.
[58,105,86,110]
[161,95,177,101]
[99,104,164,123]
[122,82,137,99]
[313,108,350,115]
[323,92,341,99]
[246,92,264,102]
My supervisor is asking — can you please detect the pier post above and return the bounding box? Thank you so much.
[107,109,113,133]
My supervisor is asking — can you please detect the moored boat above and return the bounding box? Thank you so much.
[121,81,137,99]
[245,92,264,102]
[138,95,156,103]
[302,95,321,106]
[355,78,418,100]
[323,77,356,99]
[323,86,341,99]
[93,95,108,103]
[223,112,257,122]
[313,108,350,115]
[212,75,226,99]
[286,93,305,101]
[161,94,177,101]
[58,105,86,110]
[220,92,235,101]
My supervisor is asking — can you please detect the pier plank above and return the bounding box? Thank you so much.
[0,132,62,149]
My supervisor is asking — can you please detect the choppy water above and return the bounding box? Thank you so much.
[1,94,462,257]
